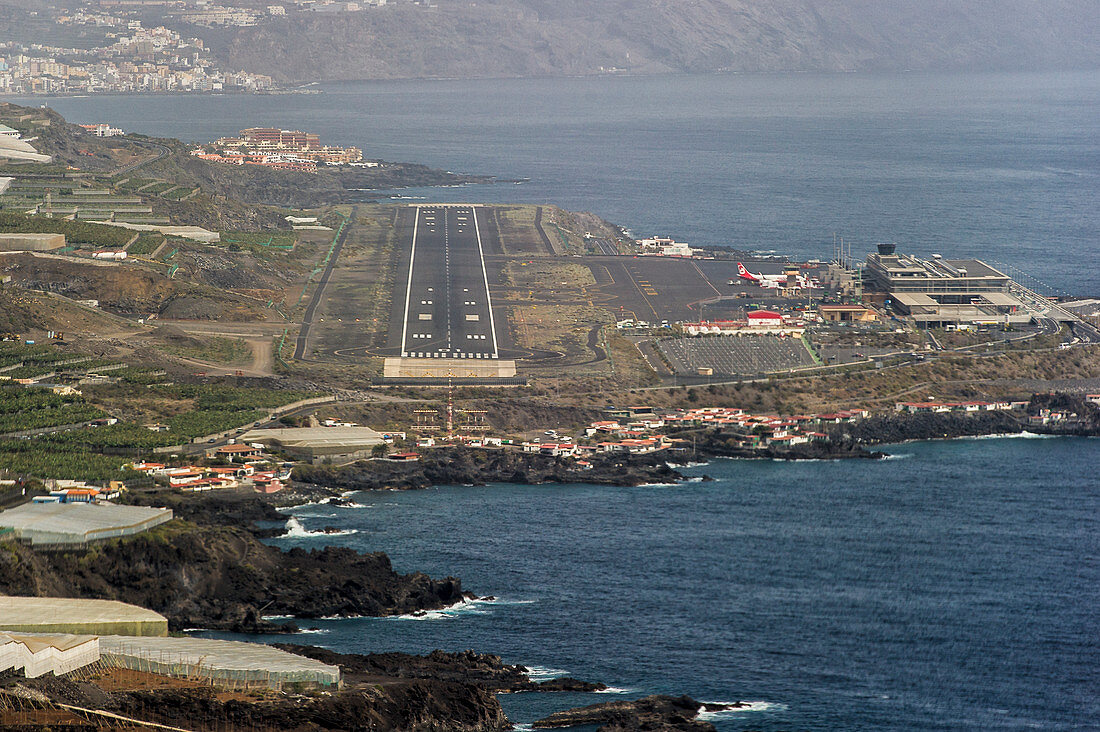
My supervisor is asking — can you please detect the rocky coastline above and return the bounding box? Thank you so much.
[532,694,752,731]
[839,394,1100,446]
[11,645,610,731]
[0,494,470,633]
[290,438,889,497]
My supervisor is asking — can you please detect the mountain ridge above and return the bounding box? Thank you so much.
[207,0,1100,83]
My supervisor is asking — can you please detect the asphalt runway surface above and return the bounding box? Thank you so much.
[398,205,499,359]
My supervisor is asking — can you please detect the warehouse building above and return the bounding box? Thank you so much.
[0,502,172,546]
[0,596,169,637]
[239,425,385,463]
[0,232,66,251]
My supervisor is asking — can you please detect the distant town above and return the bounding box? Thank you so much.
[0,14,272,95]
[0,0,442,96]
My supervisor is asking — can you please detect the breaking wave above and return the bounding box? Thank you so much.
[281,516,357,538]
[696,701,785,719]
[383,596,531,621]
[524,665,570,681]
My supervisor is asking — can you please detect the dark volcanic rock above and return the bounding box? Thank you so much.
[839,410,1025,444]
[276,645,607,692]
[532,677,609,692]
[0,525,469,633]
[293,447,685,491]
[533,694,714,731]
[21,669,510,732]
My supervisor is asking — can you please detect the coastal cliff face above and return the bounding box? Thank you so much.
[0,523,467,632]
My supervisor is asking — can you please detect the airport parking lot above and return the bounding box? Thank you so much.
[657,335,817,376]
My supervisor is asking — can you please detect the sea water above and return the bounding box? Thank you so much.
[25,70,1100,295]
[209,436,1098,730]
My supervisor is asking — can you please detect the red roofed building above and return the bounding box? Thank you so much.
[745,310,784,327]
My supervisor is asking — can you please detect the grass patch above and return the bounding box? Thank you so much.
[163,336,251,366]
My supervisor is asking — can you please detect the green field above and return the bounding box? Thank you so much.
[221,231,298,251]
[0,212,132,248]
[127,233,164,256]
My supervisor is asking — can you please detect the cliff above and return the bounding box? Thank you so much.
[0,521,468,632]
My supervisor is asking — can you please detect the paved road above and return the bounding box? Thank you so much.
[112,137,171,176]
[399,205,499,360]
[294,210,352,361]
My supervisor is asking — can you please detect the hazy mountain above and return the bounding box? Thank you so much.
[213,0,1099,82]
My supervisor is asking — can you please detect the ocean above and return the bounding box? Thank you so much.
[24,70,1100,295]
[25,72,1100,728]
[212,436,1099,731]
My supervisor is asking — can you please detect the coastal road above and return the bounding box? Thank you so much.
[398,205,499,360]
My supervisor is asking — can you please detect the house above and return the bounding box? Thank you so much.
[539,444,576,457]
[208,465,252,479]
[168,471,205,487]
[252,473,284,493]
[387,452,421,461]
[48,488,100,503]
[207,444,263,461]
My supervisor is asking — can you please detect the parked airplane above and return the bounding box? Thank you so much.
[732,262,816,290]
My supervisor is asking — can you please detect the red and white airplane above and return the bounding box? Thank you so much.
[734,262,816,290]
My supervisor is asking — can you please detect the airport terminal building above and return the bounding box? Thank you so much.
[863,245,1031,327]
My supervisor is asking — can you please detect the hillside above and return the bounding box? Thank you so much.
[208,0,1100,82]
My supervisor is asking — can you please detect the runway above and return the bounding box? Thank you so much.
[398,205,499,360]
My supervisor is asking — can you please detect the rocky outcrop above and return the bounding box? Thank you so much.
[533,694,718,731]
[0,523,468,633]
[277,645,607,693]
[838,410,1024,444]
